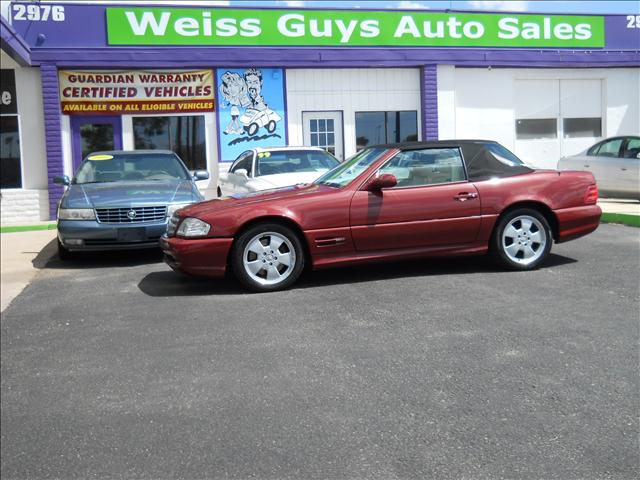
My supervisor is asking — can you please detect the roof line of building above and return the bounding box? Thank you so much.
[0,15,31,66]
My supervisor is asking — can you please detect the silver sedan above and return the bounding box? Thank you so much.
[558,136,640,200]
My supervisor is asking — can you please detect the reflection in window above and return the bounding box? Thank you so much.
[80,124,114,160]
[133,116,206,170]
[356,111,418,151]
[0,116,21,188]
[563,118,602,139]
[515,118,558,140]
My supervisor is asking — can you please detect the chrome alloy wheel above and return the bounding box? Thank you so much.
[501,215,547,266]
[242,231,297,286]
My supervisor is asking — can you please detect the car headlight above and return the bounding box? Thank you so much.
[176,217,210,238]
[57,208,96,220]
[167,203,191,218]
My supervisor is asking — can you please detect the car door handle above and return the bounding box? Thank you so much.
[584,164,590,168]
[621,168,627,171]
[454,192,478,202]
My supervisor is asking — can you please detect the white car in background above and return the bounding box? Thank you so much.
[218,147,340,197]
[557,136,640,200]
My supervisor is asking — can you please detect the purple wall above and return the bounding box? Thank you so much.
[41,64,64,220]
[6,3,637,219]
[422,65,439,141]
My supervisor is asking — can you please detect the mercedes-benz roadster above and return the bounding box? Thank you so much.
[161,141,601,292]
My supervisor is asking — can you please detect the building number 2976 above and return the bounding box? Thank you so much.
[626,15,640,28]
[12,4,65,22]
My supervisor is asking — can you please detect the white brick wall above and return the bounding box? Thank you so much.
[0,190,50,224]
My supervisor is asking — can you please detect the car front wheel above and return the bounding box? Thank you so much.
[231,223,305,292]
[492,208,552,270]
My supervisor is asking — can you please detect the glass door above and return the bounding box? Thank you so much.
[71,116,122,171]
[303,111,344,161]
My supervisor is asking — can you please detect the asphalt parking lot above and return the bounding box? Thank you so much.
[1,224,638,480]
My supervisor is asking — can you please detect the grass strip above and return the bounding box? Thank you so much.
[0,223,57,234]
[600,213,640,228]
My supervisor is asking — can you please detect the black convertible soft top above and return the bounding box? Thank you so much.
[373,140,534,182]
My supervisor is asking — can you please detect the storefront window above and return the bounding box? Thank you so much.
[563,118,602,138]
[80,124,115,160]
[1,69,21,189]
[515,118,558,140]
[0,116,22,189]
[133,116,206,170]
[355,111,418,150]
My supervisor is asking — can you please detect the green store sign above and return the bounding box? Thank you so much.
[106,8,605,48]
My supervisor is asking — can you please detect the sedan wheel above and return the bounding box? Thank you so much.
[492,209,552,270]
[232,224,305,292]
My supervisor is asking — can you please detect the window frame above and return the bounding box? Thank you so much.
[0,112,24,190]
[128,112,210,172]
[355,110,419,151]
[373,146,468,190]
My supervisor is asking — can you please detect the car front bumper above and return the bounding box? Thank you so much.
[160,235,233,278]
[57,219,169,251]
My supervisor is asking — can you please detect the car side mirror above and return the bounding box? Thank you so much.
[54,175,70,186]
[193,170,209,180]
[364,174,397,192]
[234,168,249,179]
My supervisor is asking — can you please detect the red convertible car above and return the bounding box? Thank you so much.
[161,141,601,292]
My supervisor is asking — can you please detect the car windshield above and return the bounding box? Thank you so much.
[74,153,190,184]
[315,148,388,188]
[255,150,339,176]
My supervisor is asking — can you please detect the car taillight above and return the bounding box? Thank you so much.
[585,184,598,205]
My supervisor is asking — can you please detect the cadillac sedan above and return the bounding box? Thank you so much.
[55,150,208,259]
[161,140,601,292]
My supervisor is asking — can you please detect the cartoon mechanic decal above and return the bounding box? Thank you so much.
[216,68,287,162]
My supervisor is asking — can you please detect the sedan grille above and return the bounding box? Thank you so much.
[95,206,167,224]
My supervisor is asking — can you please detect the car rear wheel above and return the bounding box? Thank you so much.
[492,208,551,270]
[232,223,305,292]
[266,120,277,133]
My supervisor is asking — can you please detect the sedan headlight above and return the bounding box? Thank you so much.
[57,208,96,220]
[167,203,191,218]
[176,217,210,238]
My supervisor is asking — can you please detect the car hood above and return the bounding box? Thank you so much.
[252,171,330,189]
[61,180,201,208]
[181,183,335,217]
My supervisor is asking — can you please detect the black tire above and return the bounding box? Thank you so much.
[248,123,259,136]
[266,120,276,133]
[231,223,306,292]
[491,208,552,271]
[57,239,75,261]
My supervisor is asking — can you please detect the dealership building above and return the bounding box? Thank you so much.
[1,2,638,223]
